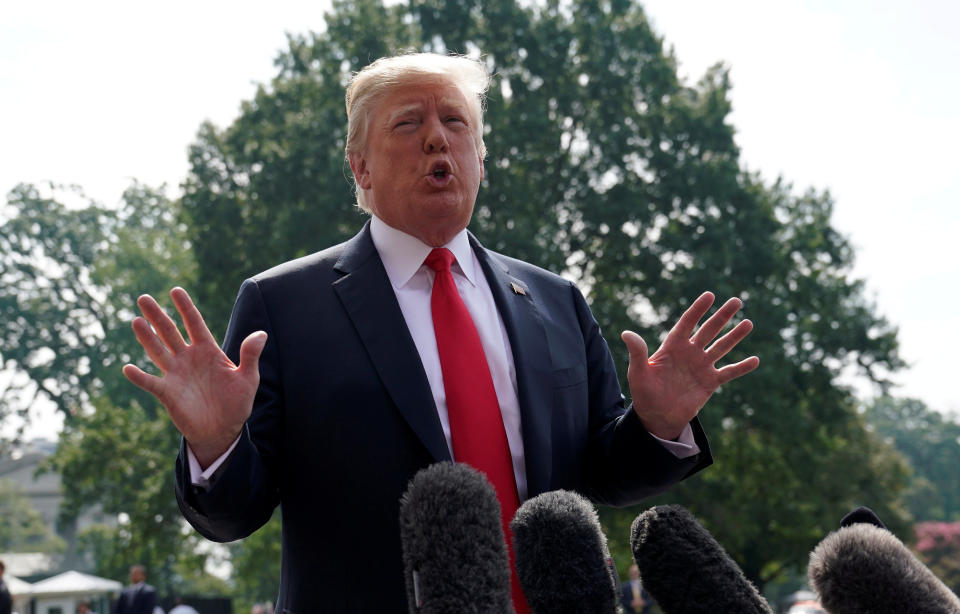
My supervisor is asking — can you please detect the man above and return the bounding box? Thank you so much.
[0,560,11,614]
[621,564,653,614]
[123,52,758,611]
[114,565,157,614]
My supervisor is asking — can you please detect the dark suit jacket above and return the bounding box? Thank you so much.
[175,223,711,612]
[621,580,653,614]
[114,583,157,614]
[0,578,12,614]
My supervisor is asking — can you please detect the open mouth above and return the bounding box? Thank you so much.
[430,162,451,179]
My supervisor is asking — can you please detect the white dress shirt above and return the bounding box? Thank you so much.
[369,215,530,498]
[188,215,698,489]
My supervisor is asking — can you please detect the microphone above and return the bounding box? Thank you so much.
[510,490,619,614]
[839,505,886,529]
[808,522,960,614]
[630,505,774,614]
[398,462,514,614]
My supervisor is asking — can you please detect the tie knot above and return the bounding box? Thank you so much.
[424,247,455,273]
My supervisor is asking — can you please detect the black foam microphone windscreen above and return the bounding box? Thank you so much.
[510,490,619,614]
[630,505,774,614]
[808,523,960,614]
[839,505,886,529]
[399,462,514,614]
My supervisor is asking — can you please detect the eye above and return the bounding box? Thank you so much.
[445,116,466,125]
[392,119,419,133]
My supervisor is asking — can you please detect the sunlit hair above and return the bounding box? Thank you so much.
[345,52,490,211]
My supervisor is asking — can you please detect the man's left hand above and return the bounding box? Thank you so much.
[621,291,759,440]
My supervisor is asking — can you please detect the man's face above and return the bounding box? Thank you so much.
[349,79,484,247]
[130,567,145,584]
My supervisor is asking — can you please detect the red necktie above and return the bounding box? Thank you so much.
[425,247,530,614]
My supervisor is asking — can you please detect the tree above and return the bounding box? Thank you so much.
[1,182,195,433]
[1,182,227,593]
[1,183,116,437]
[229,511,282,611]
[178,0,908,590]
[5,0,911,595]
[47,395,228,595]
[863,396,960,522]
[179,0,420,332]
[0,478,64,553]
[416,0,909,587]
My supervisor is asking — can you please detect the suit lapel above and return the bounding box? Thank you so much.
[333,223,451,463]
[471,235,554,497]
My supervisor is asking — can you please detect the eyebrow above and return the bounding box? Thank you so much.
[385,97,470,125]
[386,103,424,125]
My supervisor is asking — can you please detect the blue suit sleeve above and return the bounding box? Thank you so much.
[174,279,282,542]
[571,283,712,506]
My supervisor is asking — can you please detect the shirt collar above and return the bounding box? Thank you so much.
[369,215,479,289]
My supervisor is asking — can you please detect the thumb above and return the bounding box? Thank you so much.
[238,331,268,379]
[621,330,649,372]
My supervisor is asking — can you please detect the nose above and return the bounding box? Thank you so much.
[423,115,448,153]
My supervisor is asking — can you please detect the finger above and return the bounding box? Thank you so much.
[669,292,715,340]
[705,319,754,362]
[122,363,165,398]
[621,330,650,369]
[131,316,173,371]
[691,297,743,348]
[238,331,268,381]
[170,287,218,347]
[137,294,188,353]
[716,356,760,384]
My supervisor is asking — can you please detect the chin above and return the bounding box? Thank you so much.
[413,208,473,246]
[422,195,472,220]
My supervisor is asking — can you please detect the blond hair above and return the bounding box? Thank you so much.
[345,52,490,211]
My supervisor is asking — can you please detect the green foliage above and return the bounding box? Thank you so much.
[178,0,420,332]
[0,182,196,432]
[47,395,217,594]
[1,183,115,434]
[4,0,913,597]
[178,0,907,590]
[1,181,217,592]
[229,510,282,610]
[0,478,65,553]
[91,183,198,411]
[863,397,960,521]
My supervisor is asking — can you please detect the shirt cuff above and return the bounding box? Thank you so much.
[650,423,700,459]
[187,435,242,488]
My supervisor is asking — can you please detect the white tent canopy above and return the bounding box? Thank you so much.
[27,570,122,596]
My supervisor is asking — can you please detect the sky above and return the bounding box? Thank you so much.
[2,0,958,439]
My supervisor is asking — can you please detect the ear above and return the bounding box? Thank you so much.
[479,155,485,182]
[348,151,372,189]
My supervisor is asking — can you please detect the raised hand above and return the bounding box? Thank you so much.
[622,292,759,440]
[121,287,267,467]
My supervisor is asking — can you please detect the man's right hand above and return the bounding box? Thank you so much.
[122,287,267,468]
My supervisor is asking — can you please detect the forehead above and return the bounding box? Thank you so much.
[375,80,471,117]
